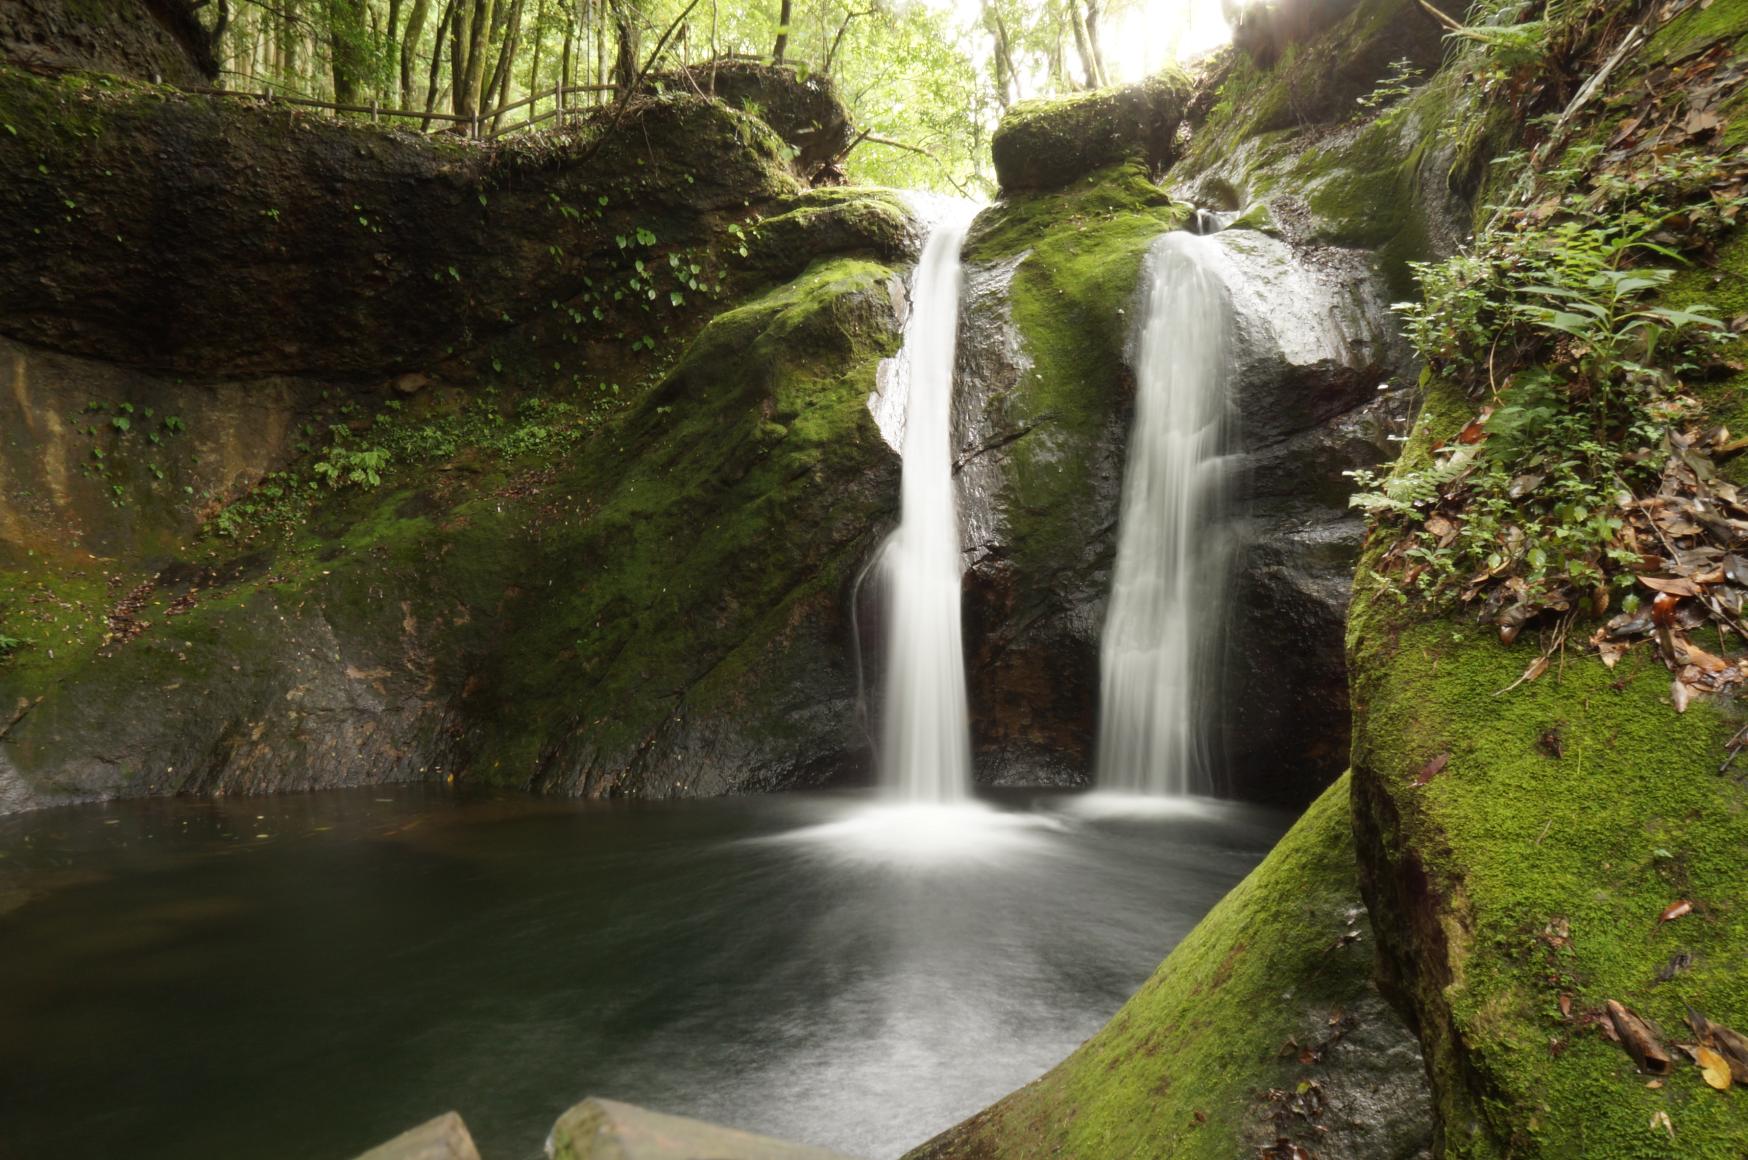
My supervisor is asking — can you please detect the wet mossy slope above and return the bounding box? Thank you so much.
[1346,0,1748,1152]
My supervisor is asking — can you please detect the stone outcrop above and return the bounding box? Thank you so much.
[0,67,914,813]
[990,72,1192,193]
[951,98,1426,802]
[664,60,855,181]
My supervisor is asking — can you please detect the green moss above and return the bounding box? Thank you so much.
[909,775,1387,1159]
[1351,599,1748,1154]
[0,561,111,702]
[1648,0,1748,61]
[991,71,1191,192]
[961,163,1186,583]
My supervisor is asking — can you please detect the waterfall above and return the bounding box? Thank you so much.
[879,203,977,802]
[1096,230,1236,796]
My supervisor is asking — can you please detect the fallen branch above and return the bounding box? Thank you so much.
[1413,0,1464,34]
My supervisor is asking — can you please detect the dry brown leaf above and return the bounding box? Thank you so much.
[1673,677,1692,713]
[1414,752,1450,786]
[1659,899,1694,924]
[1697,1045,1733,1090]
[1677,640,1731,672]
[1651,1110,1674,1139]
[1642,575,1704,597]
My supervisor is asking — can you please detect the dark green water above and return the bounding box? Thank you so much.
[0,787,1286,1159]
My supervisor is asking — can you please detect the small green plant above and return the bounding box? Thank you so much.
[1351,147,1735,627]
[311,438,389,489]
[1355,58,1423,113]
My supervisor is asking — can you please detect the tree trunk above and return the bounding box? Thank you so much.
[384,0,403,101]
[527,0,547,123]
[595,0,607,103]
[1067,0,1099,90]
[461,0,496,127]
[609,0,637,91]
[1083,0,1107,88]
[983,0,1017,108]
[400,0,433,106]
[426,0,456,124]
[450,0,468,113]
[326,0,370,104]
[487,0,526,132]
[771,0,791,63]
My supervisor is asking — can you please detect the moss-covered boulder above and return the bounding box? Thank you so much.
[0,48,925,811]
[990,72,1192,193]
[0,248,905,811]
[664,60,855,182]
[907,775,1432,1159]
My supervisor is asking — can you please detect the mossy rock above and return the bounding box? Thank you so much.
[662,59,854,179]
[0,249,904,810]
[990,72,1192,193]
[908,774,1433,1159]
[0,66,798,377]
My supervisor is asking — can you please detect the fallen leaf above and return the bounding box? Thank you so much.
[1610,1000,1675,1075]
[1673,677,1691,713]
[1456,405,1495,445]
[1685,108,1723,136]
[1657,951,1694,982]
[1659,899,1694,924]
[1697,1045,1733,1090]
[1677,639,1732,672]
[1643,575,1703,597]
[1414,752,1450,786]
[1651,1109,1674,1139]
[1647,1078,1664,1089]
[1684,1008,1748,1083]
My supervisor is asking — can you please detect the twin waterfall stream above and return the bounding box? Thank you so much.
[881,217,1234,800]
[879,205,978,802]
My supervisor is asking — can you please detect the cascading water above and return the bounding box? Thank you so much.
[1095,230,1237,796]
[878,203,977,802]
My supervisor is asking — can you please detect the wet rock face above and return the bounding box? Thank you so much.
[1205,230,1414,805]
[953,255,1124,786]
[948,216,1409,803]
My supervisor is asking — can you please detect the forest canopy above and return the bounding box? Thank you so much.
[191,0,1230,192]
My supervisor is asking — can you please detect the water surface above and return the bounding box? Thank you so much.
[0,787,1286,1159]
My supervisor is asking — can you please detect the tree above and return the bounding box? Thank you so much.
[772,0,792,62]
